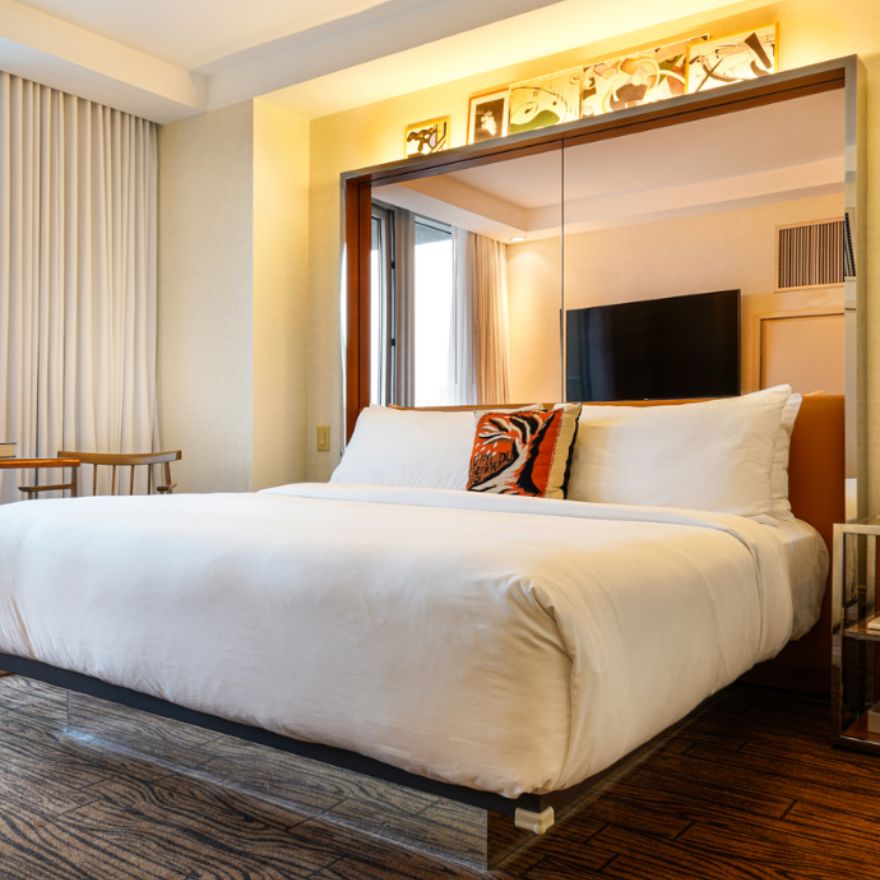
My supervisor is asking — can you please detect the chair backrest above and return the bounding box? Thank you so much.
[57,450,182,496]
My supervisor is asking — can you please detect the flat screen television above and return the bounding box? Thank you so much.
[565,289,741,401]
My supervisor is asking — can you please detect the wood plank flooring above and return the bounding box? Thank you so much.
[1,676,879,879]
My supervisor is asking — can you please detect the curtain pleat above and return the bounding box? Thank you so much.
[450,229,511,405]
[0,72,158,502]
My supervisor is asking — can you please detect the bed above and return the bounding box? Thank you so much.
[0,393,843,832]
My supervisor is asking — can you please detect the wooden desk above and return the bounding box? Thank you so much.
[0,458,80,498]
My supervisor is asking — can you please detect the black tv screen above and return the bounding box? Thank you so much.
[565,289,741,401]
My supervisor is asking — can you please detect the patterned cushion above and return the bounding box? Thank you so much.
[467,406,580,499]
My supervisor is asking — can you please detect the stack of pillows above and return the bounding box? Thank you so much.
[331,385,802,520]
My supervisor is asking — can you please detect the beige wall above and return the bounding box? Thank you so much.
[159,100,310,492]
[252,99,311,490]
[304,0,880,510]
[159,102,255,493]
[507,192,845,401]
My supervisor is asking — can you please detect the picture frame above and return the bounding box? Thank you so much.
[467,89,509,144]
[508,67,582,135]
[404,116,451,158]
[686,24,778,94]
[581,36,706,118]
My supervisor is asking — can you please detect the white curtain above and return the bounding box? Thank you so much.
[0,72,158,503]
[450,229,511,404]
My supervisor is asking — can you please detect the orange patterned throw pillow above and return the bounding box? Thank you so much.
[467,406,580,499]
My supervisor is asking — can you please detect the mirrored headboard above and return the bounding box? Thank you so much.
[342,56,866,518]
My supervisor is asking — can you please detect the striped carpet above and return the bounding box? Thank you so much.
[1,675,879,879]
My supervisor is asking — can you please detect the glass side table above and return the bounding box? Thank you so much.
[833,517,880,750]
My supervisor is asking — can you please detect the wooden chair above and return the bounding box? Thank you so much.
[19,450,181,499]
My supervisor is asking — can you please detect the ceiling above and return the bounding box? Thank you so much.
[14,0,390,69]
[0,0,755,123]
[374,89,846,239]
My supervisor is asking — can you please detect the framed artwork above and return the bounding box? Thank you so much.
[468,89,509,144]
[404,116,451,158]
[686,25,778,93]
[508,68,582,135]
[581,37,705,118]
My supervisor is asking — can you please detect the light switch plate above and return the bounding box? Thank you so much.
[316,425,331,452]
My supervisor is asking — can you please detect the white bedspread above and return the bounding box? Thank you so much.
[0,484,793,798]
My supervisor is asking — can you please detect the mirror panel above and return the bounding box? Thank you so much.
[561,86,846,405]
[370,145,563,407]
[350,66,860,516]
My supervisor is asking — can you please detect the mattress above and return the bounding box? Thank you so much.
[776,518,829,639]
[0,484,795,798]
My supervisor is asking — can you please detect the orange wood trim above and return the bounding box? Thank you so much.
[345,178,373,441]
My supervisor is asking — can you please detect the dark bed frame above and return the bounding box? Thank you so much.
[0,652,588,824]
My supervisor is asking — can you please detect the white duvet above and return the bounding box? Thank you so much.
[0,484,793,798]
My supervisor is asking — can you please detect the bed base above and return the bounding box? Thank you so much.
[0,653,579,830]
[0,652,728,868]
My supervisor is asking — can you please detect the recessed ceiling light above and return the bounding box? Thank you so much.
[509,235,526,243]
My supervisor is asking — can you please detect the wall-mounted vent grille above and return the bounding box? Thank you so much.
[777,218,845,290]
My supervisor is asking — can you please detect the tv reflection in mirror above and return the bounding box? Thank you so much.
[565,289,741,402]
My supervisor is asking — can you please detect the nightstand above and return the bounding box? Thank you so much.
[833,517,880,750]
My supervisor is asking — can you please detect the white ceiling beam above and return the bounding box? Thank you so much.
[0,0,205,122]
[264,0,758,118]
[204,0,563,111]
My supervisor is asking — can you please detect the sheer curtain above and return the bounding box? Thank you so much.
[0,72,158,502]
[450,229,511,404]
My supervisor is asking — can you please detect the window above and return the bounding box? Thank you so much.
[370,202,454,407]
[413,219,453,406]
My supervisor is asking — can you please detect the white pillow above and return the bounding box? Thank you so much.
[771,391,803,520]
[566,387,791,517]
[332,406,474,489]
[728,386,802,519]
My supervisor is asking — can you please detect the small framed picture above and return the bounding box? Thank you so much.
[404,116,451,158]
[468,89,509,144]
[686,25,778,93]
[581,37,705,118]
[508,67,582,135]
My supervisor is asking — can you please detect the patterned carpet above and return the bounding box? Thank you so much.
[1,674,880,879]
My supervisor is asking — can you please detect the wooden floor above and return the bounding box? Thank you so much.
[1,674,879,879]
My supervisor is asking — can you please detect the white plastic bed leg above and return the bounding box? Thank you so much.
[514,806,555,834]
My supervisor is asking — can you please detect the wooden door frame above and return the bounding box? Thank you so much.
[341,57,855,441]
